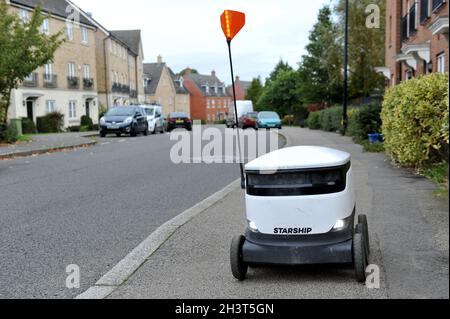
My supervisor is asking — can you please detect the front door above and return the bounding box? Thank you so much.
[85,101,90,117]
[26,100,33,121]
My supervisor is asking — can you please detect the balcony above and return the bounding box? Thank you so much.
[112,82,122,93]
[22,73,38,87]
[67,76,80,89]
[121,85,130,94]
[43,74,57,88]
[83,78,94,90]
[432,0,446,12]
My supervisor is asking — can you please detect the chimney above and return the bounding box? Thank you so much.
[235,75,240,82]
[157,55,163,63]
[211,70,216,78]
[184,67,192,75]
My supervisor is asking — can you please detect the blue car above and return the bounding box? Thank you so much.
[256,111,282,130]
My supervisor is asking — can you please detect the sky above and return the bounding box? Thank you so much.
[72,0,332,84]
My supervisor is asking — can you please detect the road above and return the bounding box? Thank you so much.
[0,126,278,299]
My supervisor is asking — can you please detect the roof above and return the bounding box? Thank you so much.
[143,63,165,95]
[10,0,95,27]
[245,146,351,172]
[169,68,189,94]
[110,30,141,56]
[187,73,230,97]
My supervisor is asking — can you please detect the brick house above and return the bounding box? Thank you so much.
[143,56,190,117]
[226,76,251,101]
[380,0,448,86]
[7,0,100,128]
[182,69,232,122]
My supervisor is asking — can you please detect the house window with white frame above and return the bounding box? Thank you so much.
[211,100,215,109]
[81,27,88,44]
[46,100,55,113]
[41,18,49,35]
[66,22,74,41]
[83,65,90,80]
[68,62,75,79]
[20,9,29,23]
[44,63,53,81]
[437,53,446,73]
[207,99,210,109]
[68,101,77,119]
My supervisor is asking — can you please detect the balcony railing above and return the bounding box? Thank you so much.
[112,83,121,93]
[43,74,57,88]
[130,90,137,98]
[83,78,94,90]
[420,0,430,23]
[121,85,130,94]
[432,0,445,12]
[23,73,38,87]
[67,76,80,89]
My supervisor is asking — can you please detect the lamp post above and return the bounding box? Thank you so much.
[343,0,349,136]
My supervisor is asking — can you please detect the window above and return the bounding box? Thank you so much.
[432,0,445,12]
[66,22,73,41]
[68,101,77,119]
[81,27,88,44]
[207,99,210,109]
[46,100,55,113]
[211,100,215,109]
[68,62,75,78]
[44,63,53,81]
[20,9,29,23]
[25,73,33,81]
[83,65,90,79]
[420,0,431,23]
[41,18,49,35]
[218,100,222,108]
[437,53,446,73]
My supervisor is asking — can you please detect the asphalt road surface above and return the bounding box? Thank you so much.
[0,126,278,298]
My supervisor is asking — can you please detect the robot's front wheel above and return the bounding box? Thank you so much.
[230,235,248,281]
[353,232,368,283]
[358,215,370,256]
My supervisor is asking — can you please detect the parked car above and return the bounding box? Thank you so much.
[226,100,254,128]
[165,112,193,132]
[256,111,282,130]
[239,112,259,129]
[99,106,148,137]
[141,105,165,134]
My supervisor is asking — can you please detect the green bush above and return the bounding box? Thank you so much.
[348,103,382,142]
[214,120,226,125]
[79,125,91,132]
[80,115,94,130]
[306,112,321,129]
[0,123,18,143]
[68,126,80,132]
[21,117,36,134]
[319,106,343,132]
[36,111,64,133]
[381,73,449,169]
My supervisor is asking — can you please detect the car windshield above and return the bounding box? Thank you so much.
[106,107,136,117]
[169,112,188,118]
[259,112,280,120]
[144,108,155,116]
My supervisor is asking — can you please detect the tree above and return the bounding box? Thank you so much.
[266,59,293,84]
[257,69,302,117]
[335,0,386,99]
[297,5,343,106]
[245,77,263,107]
[179,68,199,76]
[0,2,64,125]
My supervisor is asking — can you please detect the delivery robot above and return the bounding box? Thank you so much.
[230,146,370,282]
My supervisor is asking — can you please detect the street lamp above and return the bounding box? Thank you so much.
[220,10,246,189]
[343,0,349,135]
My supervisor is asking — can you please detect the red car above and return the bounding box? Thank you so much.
[238,112,258,129]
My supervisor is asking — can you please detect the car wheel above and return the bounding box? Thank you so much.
[143,126,148,136]
[100,132,106,138]
[160,126,165,134]
[230,235,248,281]
[130,125,137,137]
[115,133,121,137]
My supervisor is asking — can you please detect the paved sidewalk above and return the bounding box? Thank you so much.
[0,132,97,159]
[107,128,448,299]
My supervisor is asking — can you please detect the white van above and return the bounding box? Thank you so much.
[141,105,165,134]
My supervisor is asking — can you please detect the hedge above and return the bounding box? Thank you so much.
[348,103,382,142]
[80,115,94,130]
[21,117,37,134]
[381,73,449,169]
[36,111,64,133]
